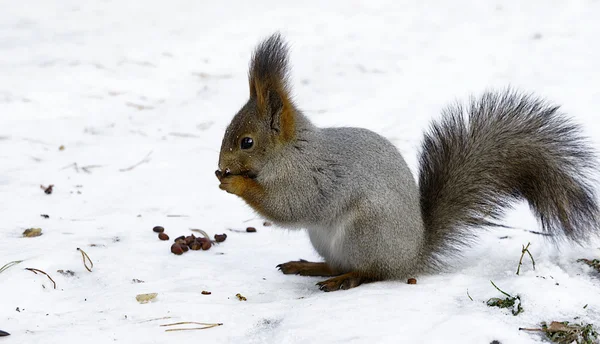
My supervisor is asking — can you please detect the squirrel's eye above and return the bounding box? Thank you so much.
[240,137,254,150]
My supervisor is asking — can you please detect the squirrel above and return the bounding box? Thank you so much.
[215,33,599,292]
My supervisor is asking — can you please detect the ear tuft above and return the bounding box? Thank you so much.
[248,33,296,142]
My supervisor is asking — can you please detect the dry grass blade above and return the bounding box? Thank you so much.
[190,228,210,239]
[77,248,93,272]
[516,242,535,275]
[119,151,152,172]
[160,321,221,327]
[138,316,173,323]
[490,280,512,298]
[161,322,223,332]
[165,326,221,332]
[0,260,23,274]
[25,268,56,289]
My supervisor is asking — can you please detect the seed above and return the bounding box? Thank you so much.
[246,227,257,233]
[201,291,211,295]
[214,234,227,242]
[158,233,169,241]
[152,226,164,233]
[184,235,196,245]
[198,237,212,250]
[171,243,184,255]
[189,241,202,250]
[407,278,417,285]
[174,235,185,242]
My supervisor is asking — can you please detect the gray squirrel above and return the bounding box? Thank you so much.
[215,33,599,291]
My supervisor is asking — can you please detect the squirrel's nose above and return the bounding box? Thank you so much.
[215,168,231,180]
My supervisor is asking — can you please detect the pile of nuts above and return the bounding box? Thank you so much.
[152,226,228,255]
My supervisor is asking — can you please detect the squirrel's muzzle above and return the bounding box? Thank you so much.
[215,169,231,181]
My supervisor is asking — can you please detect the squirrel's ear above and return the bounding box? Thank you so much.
[248,33,296,142]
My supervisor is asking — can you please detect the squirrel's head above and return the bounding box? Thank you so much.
[217,33,297,180]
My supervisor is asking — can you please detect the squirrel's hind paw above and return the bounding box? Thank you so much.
[316,272,374,292]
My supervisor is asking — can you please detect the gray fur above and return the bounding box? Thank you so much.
[257,120,425,278]
[218,33,600,280]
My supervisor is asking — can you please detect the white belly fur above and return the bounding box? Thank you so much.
[305,213,353,268]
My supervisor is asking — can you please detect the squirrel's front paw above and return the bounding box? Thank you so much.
[218,175,249,196]
[277,260,340,277]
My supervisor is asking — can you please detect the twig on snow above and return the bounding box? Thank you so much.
[119,151,153,172]
[77,248,94,272]
[160,321,223,332]
[516,242,535,275]
[0,260,23,274]
[25,268,56,289]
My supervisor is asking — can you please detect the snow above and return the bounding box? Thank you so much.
[1,1,600,343]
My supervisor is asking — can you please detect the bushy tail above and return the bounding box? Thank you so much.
[418,89,599,267]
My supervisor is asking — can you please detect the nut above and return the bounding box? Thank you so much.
[152,226,164,233]
[180,244,189,252]
[189,241,202,250]
[171,243,184,255]
[201,291,211,295]
[407,278,417,285]
[246,227,257,233]
[184,235,196,245]
[214,233,227,242]
[174,235,185,242]
[198,237,212,250]
[158,233,169,241]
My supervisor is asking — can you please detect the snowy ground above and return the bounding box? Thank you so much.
[1,1,600,343]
